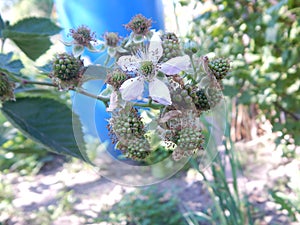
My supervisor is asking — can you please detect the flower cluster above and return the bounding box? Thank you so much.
[56,14,231,162]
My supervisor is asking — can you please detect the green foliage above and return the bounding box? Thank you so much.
[190,124,254,225]
[1,97,87,161]
[96,187,187,225]
[187,0,300,144]
[0,52,24,76]
[1,16,61,60]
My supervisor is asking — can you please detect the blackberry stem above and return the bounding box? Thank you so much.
[21,79,163,110]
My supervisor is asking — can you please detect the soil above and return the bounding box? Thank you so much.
[1,135,299,225]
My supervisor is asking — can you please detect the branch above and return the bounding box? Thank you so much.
[21,79,164,110]
[274,102,300,121]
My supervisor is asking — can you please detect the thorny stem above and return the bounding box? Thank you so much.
[189,54,197,81]
[104,55,111,66]
[22,80,56,87]
[21,79,163,110]
[1,38,5,53]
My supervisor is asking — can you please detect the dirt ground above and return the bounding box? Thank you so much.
[0,134,299,225]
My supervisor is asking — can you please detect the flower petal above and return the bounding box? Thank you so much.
[160,55,190,75]
[108,47,116,57]
[117,55,139,72]
[148,32,163,63]
[120,77,144,101]
[72,44,84,57]
[149,78,172,105]
[107,90,118,112]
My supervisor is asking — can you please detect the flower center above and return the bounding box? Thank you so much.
[139,61,154,76]
[104,32,119,47]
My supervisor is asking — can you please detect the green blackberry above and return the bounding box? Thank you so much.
[109,108,144,141]
[208,58,230,80]
[0,73,14,102]
[159,32,182,63]
[106,69,127,89]
[206,86,223,108]
[52,53,84,81]
[171,85,194,109]
[195,89,210,111]
[117,137,151,160]
[177,127,204,152]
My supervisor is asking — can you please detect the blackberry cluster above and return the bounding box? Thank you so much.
[208,58,230,80]
[194,87,223,111]
[109,108,151,161]
[53,53,84,81]
[117,137,151,160]
[0,73,14,102]
[195,89,210,111]
[109,108,144,141]
[171,85,194,109]
[177,127,204,151]
[159,32,182,63]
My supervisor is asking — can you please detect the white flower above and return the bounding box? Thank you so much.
[117,33,190,105]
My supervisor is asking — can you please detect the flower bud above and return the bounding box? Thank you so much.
[69,25,96,47]
[125,14,152,36]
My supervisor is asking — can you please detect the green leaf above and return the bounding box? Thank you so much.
[4,17,61,36]
[0,52,24,75]
[83,65,108,81]
[1,97,88,161]
[9,36,52,61]
[0,13,5,32]
[2,17,61,60]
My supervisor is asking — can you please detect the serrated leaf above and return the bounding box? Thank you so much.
[83,65,108,81]
[5,17,61,36]
[37,62,53,75]
[2,17,61,60]
[0,13,5,31]
[11,36,52,61]
[1,97,88,161]
[0,52,24,75]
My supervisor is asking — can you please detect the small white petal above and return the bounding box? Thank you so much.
[108,47,116,57]
[116,46,127,53]
[61,40,73,46]
[148,33,163,63]
[120,77,144,101]
[149,78,172,105]
[73,44,84,57]
[107,91,118,112]
[117,55,139,72]
[160,55,190,75]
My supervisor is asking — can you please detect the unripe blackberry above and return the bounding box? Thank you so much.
[117,137,151,161]
[109,108,145,141]
[206,86,223,108]
[171,85,195,109]
[106,69,127,89]
[195,89,210,111]
[52,53,84,82]
[159,32,182,63]
[194,87,223,111]
[177,127,204,151]
[208,58,230,80]
[0,73,14,102]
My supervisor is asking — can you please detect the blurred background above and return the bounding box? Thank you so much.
[0,0,299,224]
